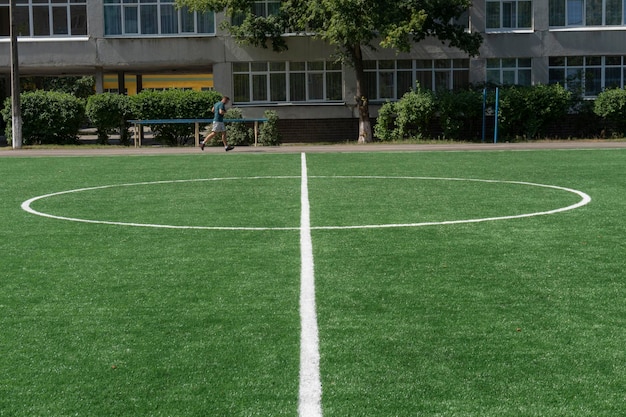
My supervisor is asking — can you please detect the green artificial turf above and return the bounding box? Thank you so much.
[1,149,625,416]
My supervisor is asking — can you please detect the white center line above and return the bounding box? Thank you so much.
[298,153,323,417]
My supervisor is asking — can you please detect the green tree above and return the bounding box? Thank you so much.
[176,0,482,143]
[22,76,95,99]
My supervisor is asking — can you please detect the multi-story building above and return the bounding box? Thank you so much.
[1,0,626,141]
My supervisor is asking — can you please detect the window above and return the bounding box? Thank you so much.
[0,0,87,37]
[232,0,280,26]
[104,0,215,36]
[549,56,626,96]
[364,59,469,101]
[232,61,343,103]
[253,0,281,17]
[365,60,413,100]
[549,0,626,26]
[486,0,533,30]
[486,58,532,86]
[416,59,470,93]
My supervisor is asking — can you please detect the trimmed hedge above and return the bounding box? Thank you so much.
[86,93,134,145]
[497,84,571,139]
[2,90,85,145]
[131,89,222,146]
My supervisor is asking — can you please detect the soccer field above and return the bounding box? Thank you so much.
[1,148,625,416]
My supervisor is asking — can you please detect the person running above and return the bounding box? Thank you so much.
[200,96,234,151]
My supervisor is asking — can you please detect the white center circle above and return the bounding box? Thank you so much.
[20,176,591,230]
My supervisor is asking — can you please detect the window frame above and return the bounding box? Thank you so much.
[549,0,626,27]
[549,55,626,97]
[486,0,534,31]
[486,58,533,86]
[232,61,344,104]
[0,0,87,37]
[364,59,470,101]
[103,0,216,37]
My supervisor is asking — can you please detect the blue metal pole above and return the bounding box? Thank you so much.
[494,87,499,144]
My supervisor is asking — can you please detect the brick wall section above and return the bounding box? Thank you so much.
[278,114,605,143]
[278,118,361,143]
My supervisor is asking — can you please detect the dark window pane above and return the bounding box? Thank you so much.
[233,73,250,102]
[33,6,50,36]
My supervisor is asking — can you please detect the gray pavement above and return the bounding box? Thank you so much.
[2,140,626,157]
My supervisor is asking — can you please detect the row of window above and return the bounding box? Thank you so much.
[231,60,471,104]
[0,0,87,37]
[103,0,215,36]
[6,0,626,37]
[0,0,214,37]
[548,0,626,26]
[231,56,626,104]
[232,61,342,103]
[483,0,626,30]
[549,55,626,95]
[364,60,470,101]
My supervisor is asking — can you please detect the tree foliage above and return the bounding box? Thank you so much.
[178,0,480,55]
[177,0,482,142]
[21,76,95,99]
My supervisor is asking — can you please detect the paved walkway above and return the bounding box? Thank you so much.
[2,140,626,157]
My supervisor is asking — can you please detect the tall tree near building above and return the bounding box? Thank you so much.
[177,0,481,142]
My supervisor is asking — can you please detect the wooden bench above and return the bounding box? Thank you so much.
[128,118,269,148]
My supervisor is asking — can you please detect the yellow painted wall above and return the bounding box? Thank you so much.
[103,73,214,95]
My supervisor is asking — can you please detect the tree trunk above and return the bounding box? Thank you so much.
[351,44,372,143]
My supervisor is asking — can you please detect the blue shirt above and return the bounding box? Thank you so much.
[213,101,226,122]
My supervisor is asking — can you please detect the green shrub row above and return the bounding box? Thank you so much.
[375,84,579,141]
[2,89,282,146]
[377,83,626,140]
[2,90,85,145]
[6,85,626,144]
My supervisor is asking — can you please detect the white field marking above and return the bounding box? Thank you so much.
[298,153,323,417]
[20,176,591,230]
[20,177,300,231]
[309,176,592,229]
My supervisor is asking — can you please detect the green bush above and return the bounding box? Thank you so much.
[86,93,134,145]
[594,88,626,136]
[396,87,435,139]
[258,110,281,146]
[436,89,483,140]
[497,84,572,140]
[374,101,398,141]
[2,90,85,145]
[131,89,222,146]
[374,86,435,141]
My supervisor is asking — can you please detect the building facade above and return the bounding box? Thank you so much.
[1,0,626,140]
